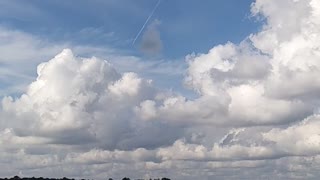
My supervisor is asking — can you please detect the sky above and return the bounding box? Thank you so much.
[0,0,258,98]
[1,0,320,179]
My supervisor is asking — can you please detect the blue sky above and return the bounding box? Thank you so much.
[0,0,260,98]
[0,0,259,59]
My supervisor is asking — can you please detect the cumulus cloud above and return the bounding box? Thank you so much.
[2,0,320,179]
[133,0,320,127]
[0,49,182,151]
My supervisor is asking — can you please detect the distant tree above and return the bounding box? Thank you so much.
[108,178,113,180]
[122,178,130,180]
[161,178,171,180]
[13,176,20,180]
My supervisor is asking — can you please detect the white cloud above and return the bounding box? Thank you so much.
[1,49,182,151]
[263,115,320,156]
[133,0,319,127]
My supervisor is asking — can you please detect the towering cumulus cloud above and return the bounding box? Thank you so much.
[1,49,182,151]
[1,0,320,179]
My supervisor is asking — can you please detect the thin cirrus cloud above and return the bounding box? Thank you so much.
[1,0,320,179]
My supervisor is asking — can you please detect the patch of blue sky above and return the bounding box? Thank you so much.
[0,0,261,58]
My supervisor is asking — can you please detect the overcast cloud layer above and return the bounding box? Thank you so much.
[1,0,320,179]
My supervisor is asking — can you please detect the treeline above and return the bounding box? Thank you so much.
[0,176,171,180]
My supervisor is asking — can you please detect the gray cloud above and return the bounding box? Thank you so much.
[139,19,163,55]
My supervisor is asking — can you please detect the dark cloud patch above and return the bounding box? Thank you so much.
[139,19,162,55]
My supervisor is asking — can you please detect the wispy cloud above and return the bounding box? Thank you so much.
[139,19,163,55]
